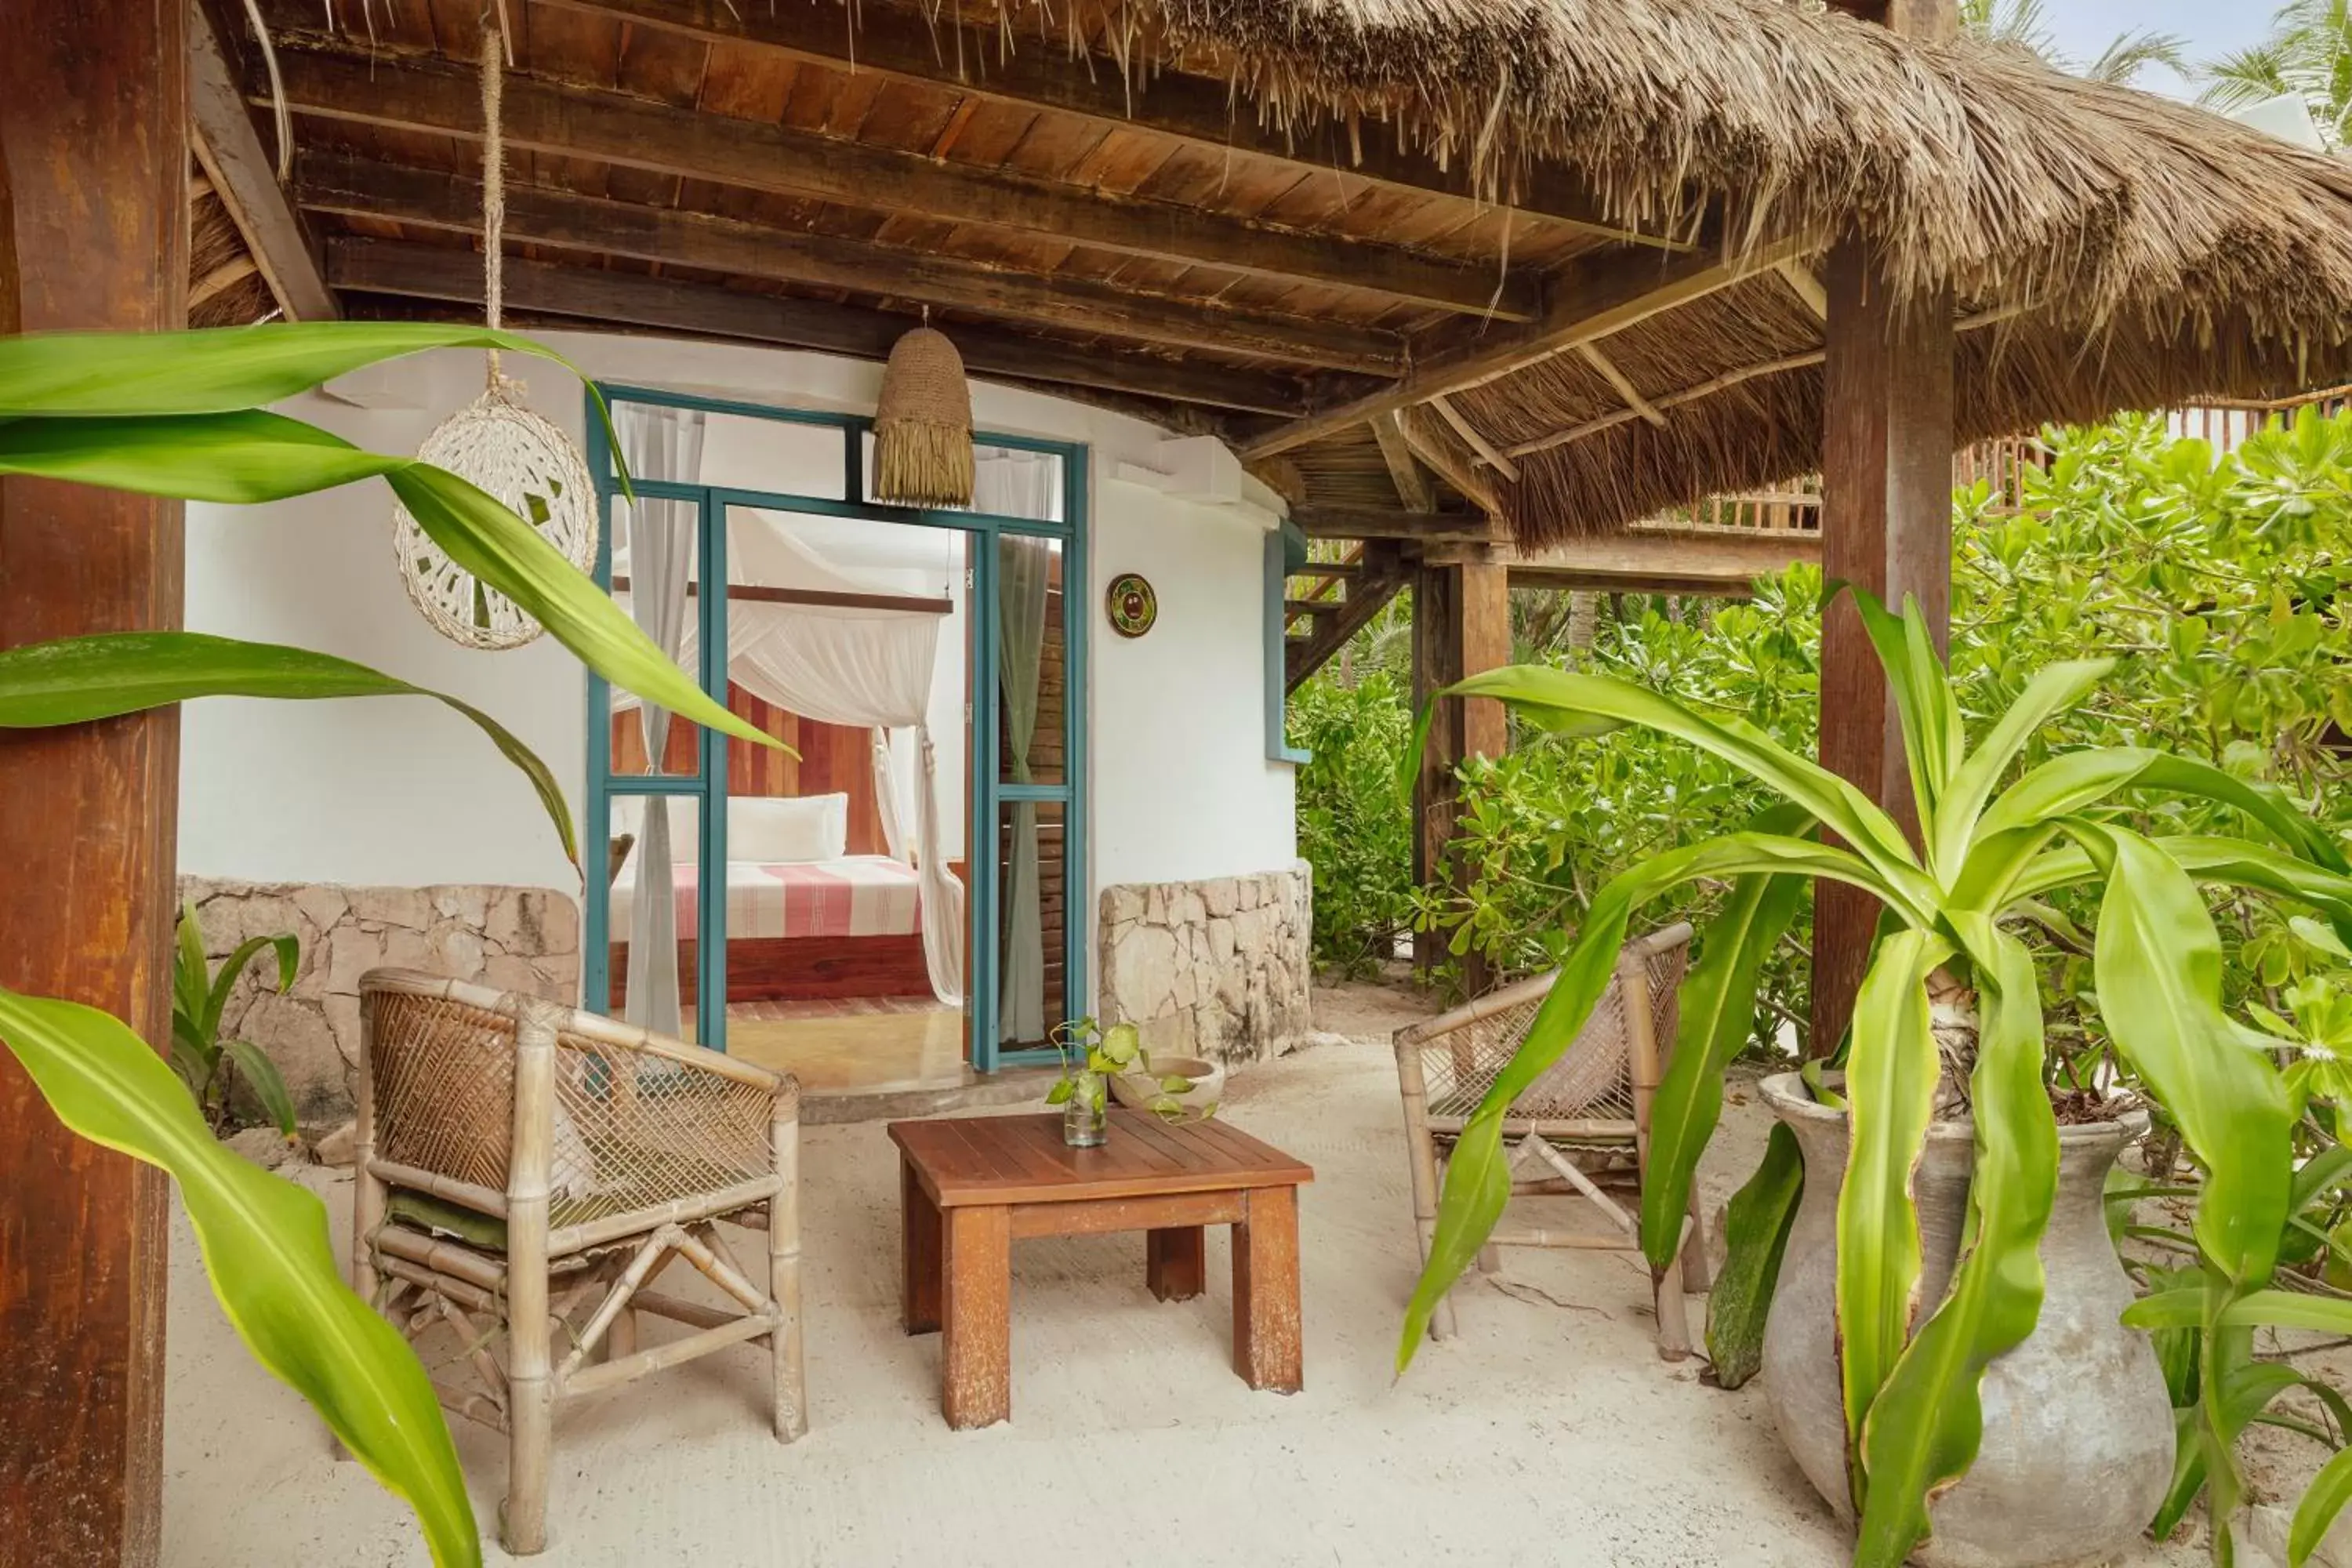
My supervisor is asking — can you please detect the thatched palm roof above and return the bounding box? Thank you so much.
[1036,0,2352,538]
[258,0,2352,545]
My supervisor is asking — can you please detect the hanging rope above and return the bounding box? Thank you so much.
[389,1,596,652]
[481,13,506,381]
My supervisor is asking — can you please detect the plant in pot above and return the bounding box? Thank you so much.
[1048,1017,1207,1144]
[1396,590,2352,1568]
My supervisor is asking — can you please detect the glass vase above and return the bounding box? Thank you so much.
[1062,1070,1108,1147]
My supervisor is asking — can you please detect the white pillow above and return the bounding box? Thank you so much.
[730,793,848,863]
[610,795,698,866]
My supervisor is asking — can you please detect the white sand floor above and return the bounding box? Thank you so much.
[160,981,2202,1567]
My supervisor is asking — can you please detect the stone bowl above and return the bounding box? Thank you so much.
[1111,1055,1225,1122]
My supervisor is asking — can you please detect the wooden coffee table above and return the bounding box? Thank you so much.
[887,1110,1314,1428]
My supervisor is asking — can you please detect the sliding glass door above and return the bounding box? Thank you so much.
[580,387,1086,1072]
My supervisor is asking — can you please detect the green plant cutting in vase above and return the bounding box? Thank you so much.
[0,322,795,1568]
[1397,588,2352,1568]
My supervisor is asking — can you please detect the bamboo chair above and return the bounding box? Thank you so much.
[352,970,807,1555]
[1392,924,1707,1359]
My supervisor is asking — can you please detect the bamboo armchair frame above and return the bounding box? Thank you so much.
[1392,924,1708,1359]
[353,969,807,1555]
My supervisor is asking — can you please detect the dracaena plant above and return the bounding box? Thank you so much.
[1396,588,2352,1568]
[0,323,789,1568]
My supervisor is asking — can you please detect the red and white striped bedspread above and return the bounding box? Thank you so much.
[611,855,922,942]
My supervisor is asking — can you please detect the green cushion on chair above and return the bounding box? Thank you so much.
[387,1189,509,1251]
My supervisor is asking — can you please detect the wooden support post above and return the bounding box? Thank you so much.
[0,6,186,1563]
[1411,557,1512,992]
[1810,232,1955,1058]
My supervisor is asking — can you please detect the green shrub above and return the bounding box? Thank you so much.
[1295,408,2352,1052]
[1289,670,1419,975]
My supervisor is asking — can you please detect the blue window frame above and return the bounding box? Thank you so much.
[580,384,1088,1073]
[1265,521,1311,765]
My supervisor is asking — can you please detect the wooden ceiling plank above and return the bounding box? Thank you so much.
[326,237,1323,415]
[272,45,1540,319]
[299,151,1403,373]
[1242,235,1804,459]
[534,0,1688,251]
[188,3,339,319]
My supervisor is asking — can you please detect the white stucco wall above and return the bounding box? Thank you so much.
[177,330,1297,1011]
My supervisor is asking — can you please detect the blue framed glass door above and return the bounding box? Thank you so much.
[579,385,1087,1072]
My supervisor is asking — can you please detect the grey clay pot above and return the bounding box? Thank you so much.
[1757,1073,2175,1568]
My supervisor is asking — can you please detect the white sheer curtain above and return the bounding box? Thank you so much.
[710,601,964,1006]
[617,404,706,1036]
[617,514,965,1006]
[980,453,1061,1045]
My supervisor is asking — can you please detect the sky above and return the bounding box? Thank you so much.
[2042,1,2279,99]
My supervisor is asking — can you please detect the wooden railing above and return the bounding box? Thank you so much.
[1655,385,2352,536]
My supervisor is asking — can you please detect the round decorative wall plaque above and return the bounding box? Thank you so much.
[1105,572,1158,637]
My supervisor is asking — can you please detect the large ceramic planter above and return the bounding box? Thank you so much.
[1758,1073,2174,1568]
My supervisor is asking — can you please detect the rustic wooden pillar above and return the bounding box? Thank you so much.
[1808,0,1958,1058]
[1809,238,1955,1057]
[0,5,187,1564]
[1410,554,1511,990]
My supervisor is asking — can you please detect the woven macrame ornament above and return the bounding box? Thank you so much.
[392,378,596,648]
[873,324,975,507]
[391,16,597,650]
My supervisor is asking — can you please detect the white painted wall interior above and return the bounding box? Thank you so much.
[177,330,1298,1011]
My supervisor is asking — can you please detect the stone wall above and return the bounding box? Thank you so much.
[178,878,580,1123]
[1097,862,1312,1066]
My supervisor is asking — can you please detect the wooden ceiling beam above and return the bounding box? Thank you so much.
[536,0,1690,252]
[1285,504,1500,543]
[187,1,337,319]
[326,238,1333,416]
[295,151,1404,376]
[270,45,1541,321]
[1241,234,1804,459]
[1501,525,1819,593]
[1367,413,1435,511]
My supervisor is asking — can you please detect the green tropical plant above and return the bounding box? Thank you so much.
[1047,1015,1199,1119]
[1396,589,2352,1568]
[0,322,793,1568]
[1958,0,2187,86]
[2201,0,2352,146]
[170,898,300,1137]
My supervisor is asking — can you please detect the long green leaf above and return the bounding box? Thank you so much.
[0,410,394,502]
[1399,831,1900,1368]
[1842,586,1958,839]
[1981,748,2343,872]
[1835,928,1953,1512]
[0,322,579,418]
[2087,826,2295,1284]
[1422,663,1934,918]
[1930,658,2112,877]
[202,932,299,1050]
[223,1038,300,1138]
[1705,1122,1804,1389]
[2292,1445,2352,1566]
[0,412,764,756]
[1853,924,2060,1567]
[174,899,213,1033]
[0,985,477,1567]
[1638,804,1812,1266]
[0,633,581,873]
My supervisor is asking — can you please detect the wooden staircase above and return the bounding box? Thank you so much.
[1282,539,1408,691]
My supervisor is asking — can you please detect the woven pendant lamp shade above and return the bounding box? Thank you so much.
[873,325,975,507]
